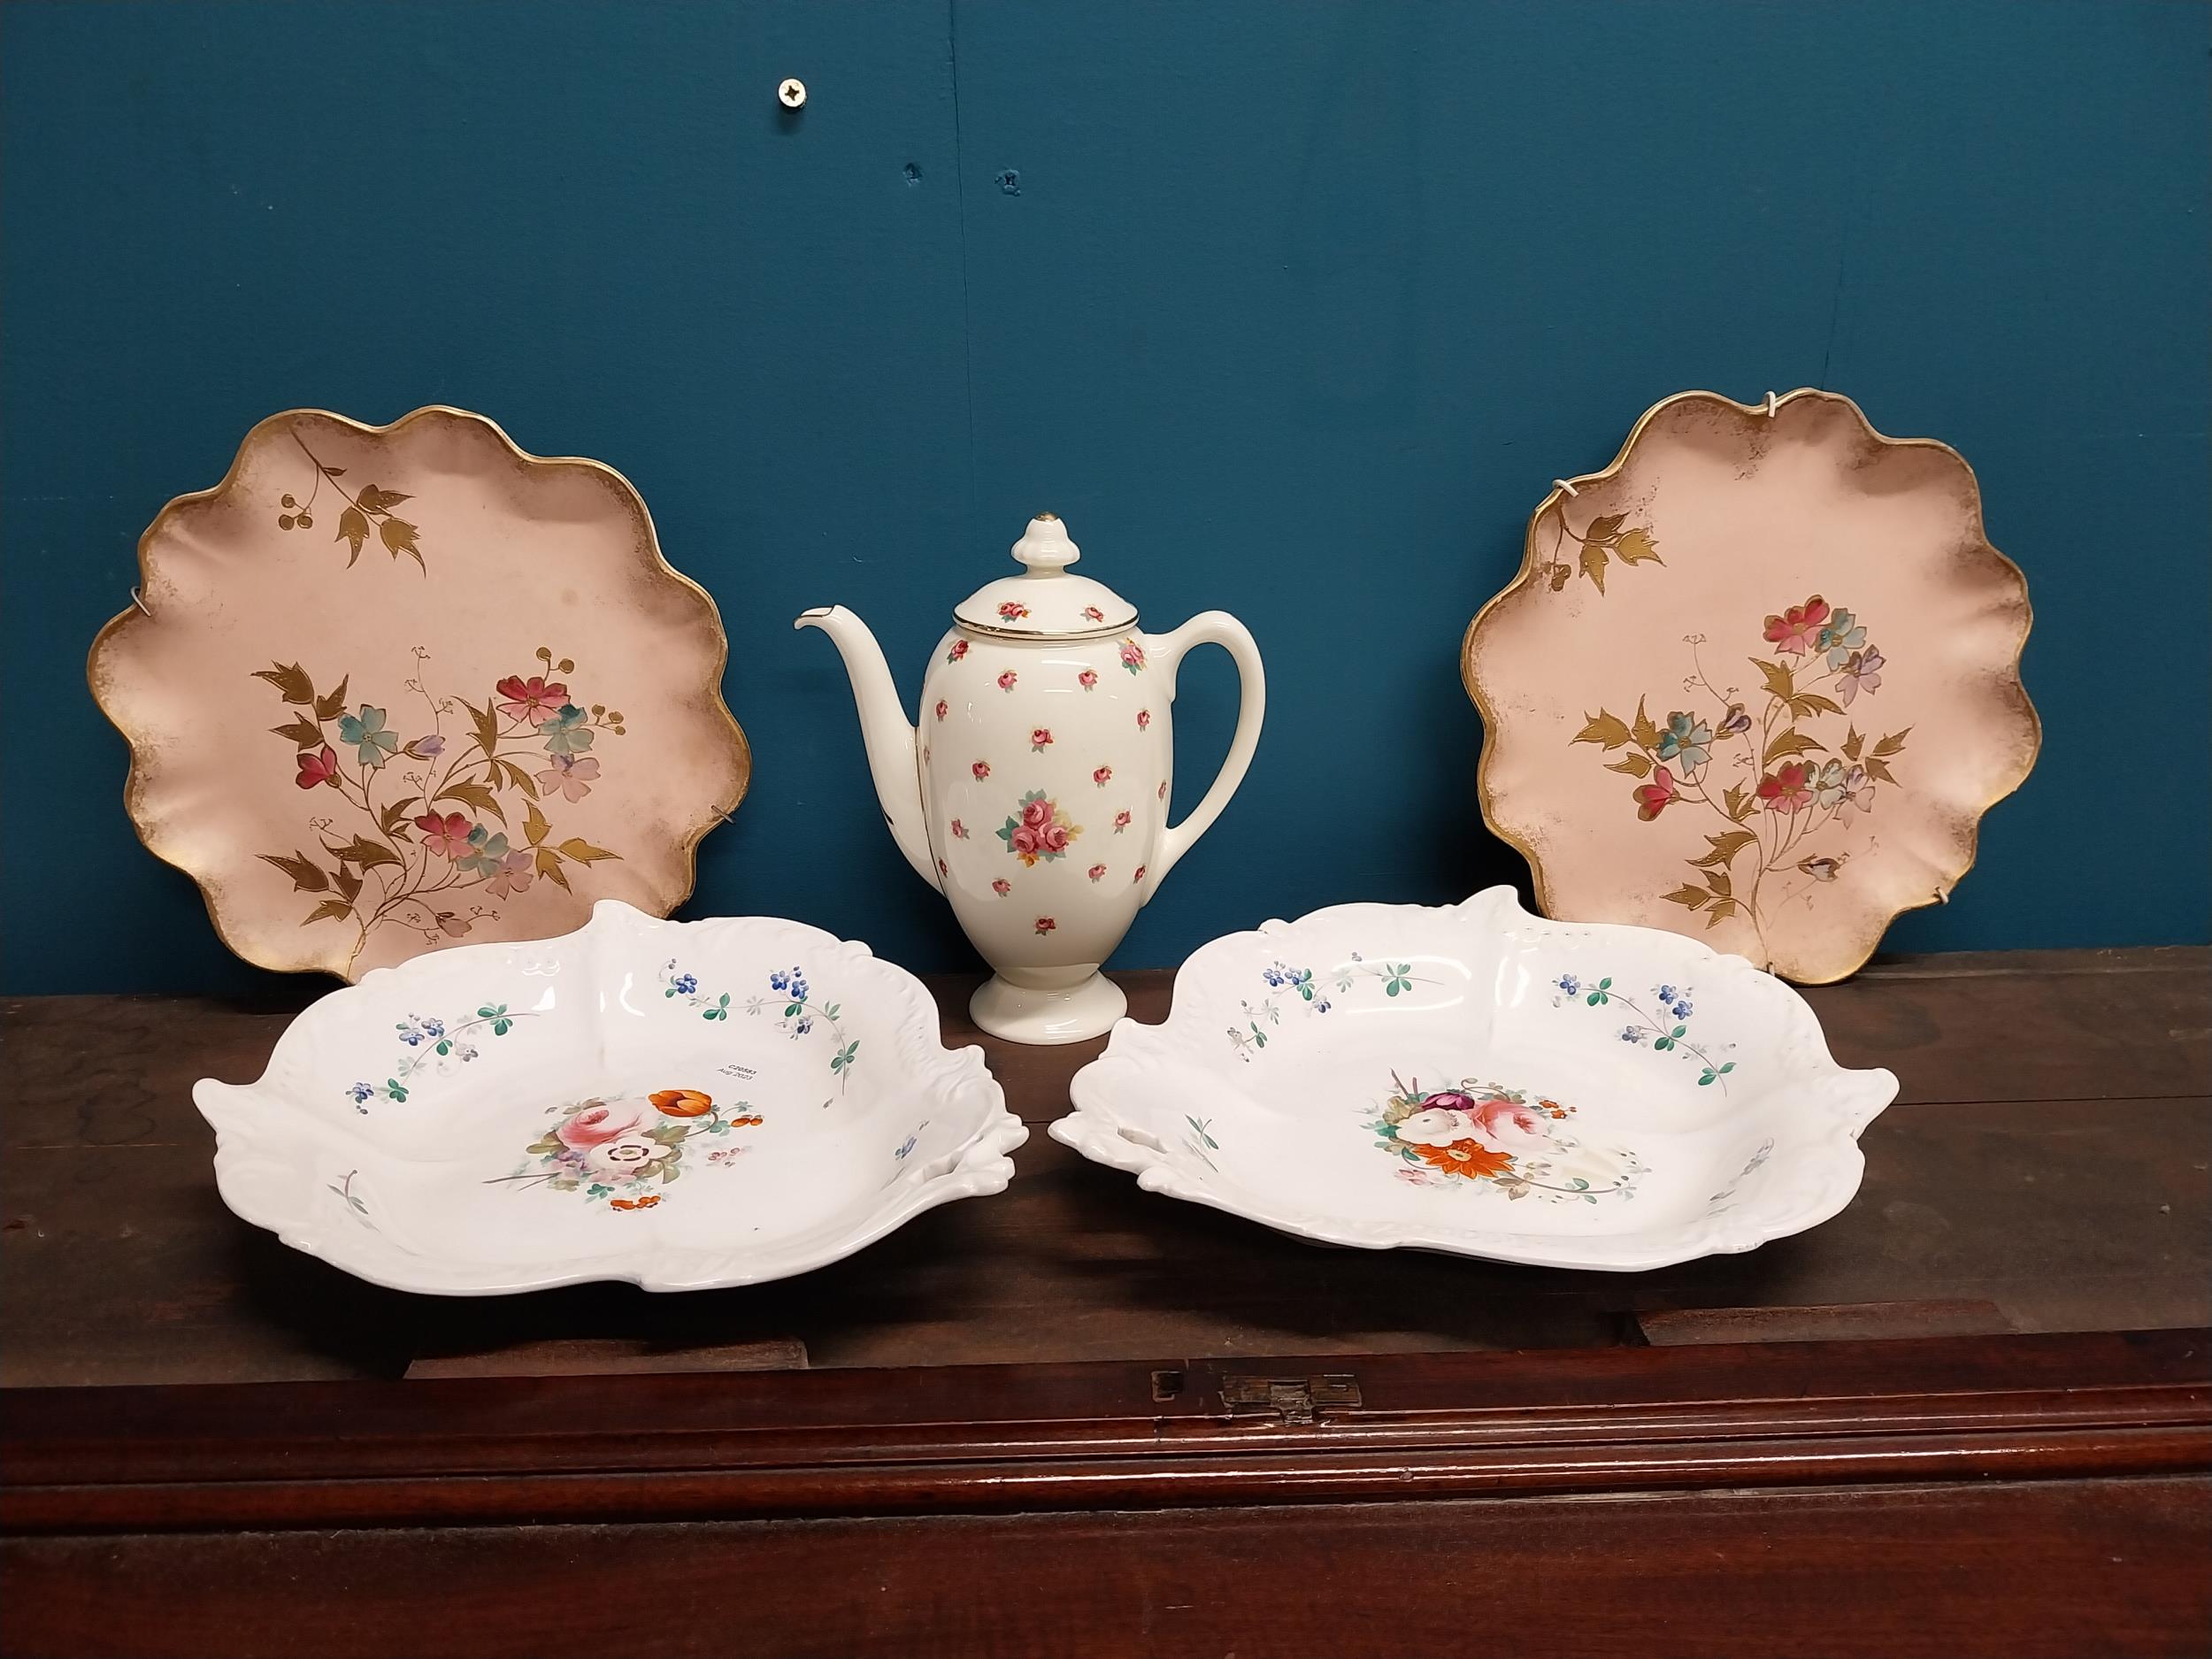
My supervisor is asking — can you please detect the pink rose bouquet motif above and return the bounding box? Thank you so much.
[1087,864,1107,882]
[254,644,626,955]
[996,791,1081,867]
[991,878,1011,897]
[1572,595,1909,932]
[1033,916,1056,936]
[946,639,970,664]
[1030,727,1054,751]
[1365,1073,1642,1202]
[1112,810,1132,833]
[997,601,1030,621]
[1078,669,1098,690]
[972,760,991,780]
[1093,765,1112,787]
[997,670,1018,691]
[1118,638,1146,674]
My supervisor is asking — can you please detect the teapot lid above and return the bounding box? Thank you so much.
[952,514,1138,637]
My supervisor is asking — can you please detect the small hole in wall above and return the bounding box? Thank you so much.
[996,168,1021,196]
[1151,1368,1184,1402]
[903,162,921,185]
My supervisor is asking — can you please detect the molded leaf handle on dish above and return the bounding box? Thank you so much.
[1140,611,1265,902]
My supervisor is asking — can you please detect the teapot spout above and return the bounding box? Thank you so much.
[795,607,938,889]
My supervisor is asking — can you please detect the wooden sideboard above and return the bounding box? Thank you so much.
[4,946,2208,1657]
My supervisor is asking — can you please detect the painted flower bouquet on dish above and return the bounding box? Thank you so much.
[192,902,1025,1294]
[1571,594,1910,934]
[1053,887,1895,1271]
[255,645,624,956]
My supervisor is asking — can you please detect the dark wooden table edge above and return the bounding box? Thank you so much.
[6,1325,2206,1534]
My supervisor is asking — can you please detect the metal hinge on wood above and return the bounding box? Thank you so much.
[1218,1373,1362,1425]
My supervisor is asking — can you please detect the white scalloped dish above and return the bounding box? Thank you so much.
[1054,887,1893,1271]
[196,902,1025,1293]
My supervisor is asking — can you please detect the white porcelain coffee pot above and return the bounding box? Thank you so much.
[798,514,1264,1043]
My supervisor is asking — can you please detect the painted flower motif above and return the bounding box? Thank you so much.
[999,791,1079,864]
[934,699,949,721]
[405,733,446,761]
[1136,709,1151,730]
[1081,605,1105,623]
[541,704,595,756]
[455,828,511,877]
[1799,856,1844,882]
[1157,780,1168,801]
[1034,916,1056,935]
[1811,758,1852,810]
[949,818,969,839]
[1132,865,1147,882]
[1093,765,1112,787]
[992,878,1011,896]
[609,1194,662,1210]
[556,1101,643,1152]
[1632,765,1677,820]
[495,674,569,725]
[937,857,949,876]
[585,1133,674,1178]
[536,752,601,802]
[1087,864,1107,882]
[1655,711,1712,769]
[295,744,341,790]
[1757,761,1812,814]
[1836,764,1876,823]
[336,704,399,768]
[996,670,1018,691]
[972,760,991,780]
[1078,669,1099,690]
[1836,647,1884,705]
[414,810,475,860]
[1112,810,1131,833]
[1410,1139,1517,1180]
[1555,974,1579,997]
[649,1088,713,1118]
[1118,639,1146,674]
[1762,595,1831,656]
[1030,727,1054,751]
[1817,608,1868,667]
[947,639,970,664]
[1717,702,1752,737]
[483,849,534,898]
[998,601,1031,621]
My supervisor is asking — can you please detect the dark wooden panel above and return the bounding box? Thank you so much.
[6,1479,2208,1659]
[6,1330,2205,1532]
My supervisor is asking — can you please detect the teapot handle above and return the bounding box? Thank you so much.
[1140,611,1265,903]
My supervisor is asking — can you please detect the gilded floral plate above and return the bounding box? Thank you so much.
[195,902,1025,1294]
[89,405,749,979]
[1052,888,1893,1271]
[1463,388,2037,983]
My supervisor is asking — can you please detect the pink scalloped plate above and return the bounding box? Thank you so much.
[1463,389,2038,984]
[90,406,750,979]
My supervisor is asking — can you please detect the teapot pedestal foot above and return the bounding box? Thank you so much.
[971,968,1126,1046]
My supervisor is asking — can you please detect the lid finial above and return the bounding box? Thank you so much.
[1011,513,1079,574]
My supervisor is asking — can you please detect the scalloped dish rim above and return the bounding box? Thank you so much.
[195,901,1027,1294]
[1052,887,1896,1272]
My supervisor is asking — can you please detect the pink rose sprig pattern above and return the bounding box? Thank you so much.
[254,645,626,959]
[1571,595,1909,933]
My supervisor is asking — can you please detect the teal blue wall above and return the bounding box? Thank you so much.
[4,1,2206,995]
